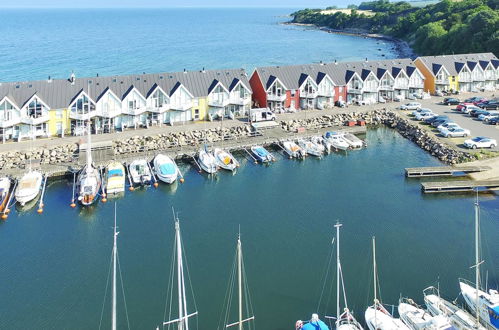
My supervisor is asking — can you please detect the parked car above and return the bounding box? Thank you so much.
[394,95,405,102]
[441,127,470,138]
[481,101,499,110]
[488,117,499,125]
[399,102,422,110]
[456,102,474,111]
[415,110,434,120]
[478,111,499,121]
[425,115,448,124]
[437,122,460,132]
[434,90,444,97]
[431,118,452,127]
[442,97,460,105]
[464,137,497,149]
[461,105,481,114]
[412,107,432,116]
[464,96,487,104]
[470,108,489,117]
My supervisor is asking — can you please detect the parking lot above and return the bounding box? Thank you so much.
[397,91,499,152]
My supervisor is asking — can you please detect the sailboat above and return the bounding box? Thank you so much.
[197,145,218,174]
[364,237,410,330]
[334,223,364,330]
[159,211,198,330]
[398,297,454,329]
[459,198,499,329]
[219,232,255,330]
[423,286,485,330]
[76,120,102,205]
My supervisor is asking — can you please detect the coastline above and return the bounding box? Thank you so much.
[284,22,417,59]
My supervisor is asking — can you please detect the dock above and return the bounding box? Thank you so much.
[405,166,492,177]
[421,180,499,193]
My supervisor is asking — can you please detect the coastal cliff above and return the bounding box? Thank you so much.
[291,0,499,56]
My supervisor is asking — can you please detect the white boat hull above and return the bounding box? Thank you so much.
[77,165,102,206]
[129,160,152,185]
[154,154,178,184]
[214,148,238,171]
[365,306,410,330]
[198,149,218,174]
[15,171,43,206]
[459,281,499,330]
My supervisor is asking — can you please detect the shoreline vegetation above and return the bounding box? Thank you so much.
[283,21,416,59]
[290,0,499,57]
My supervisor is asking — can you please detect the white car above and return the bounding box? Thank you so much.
[479,111,499,121]
[399,102,422,110]
[441,127,470,138]
[415,111,434,121]
[394,95,405,102]
[437,122,460,132]
[412,107,431,116]
[464,137,497,149]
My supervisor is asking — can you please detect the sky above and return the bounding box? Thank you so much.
[0,0,340,8]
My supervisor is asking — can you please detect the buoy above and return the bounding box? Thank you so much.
[40,203,44,208]
[180,178,185,183]
[1,214,7,220]
[70,203,76,208]
[129,186,135,191]
[101,198,107,203]
[37,208,43,214]
[154,182,159,188]
[5,208,10,214]
[254,161,258,164]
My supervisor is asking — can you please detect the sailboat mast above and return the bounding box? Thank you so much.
[112,205,118,330]
[238,235,243,330]
[474,198,480,325]
[335,222,342,321]
[86,82,92,173]
[175,219,186,330]
[373,236,377,304]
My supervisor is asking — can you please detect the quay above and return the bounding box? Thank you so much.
[1,124,367,180]
[421,180,499,193]
[405,166,492,177]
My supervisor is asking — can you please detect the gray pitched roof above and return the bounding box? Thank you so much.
[417,53,498,76]
[0,68,251,109]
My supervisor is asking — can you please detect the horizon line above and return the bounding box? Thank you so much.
[0,5,310,9]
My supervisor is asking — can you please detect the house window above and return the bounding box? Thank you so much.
[194,109,200,120]
[192,99,199,106]
[291,90,296,97]
[339,87,343,93]
[56,110,63,119]
[28,98,45,118]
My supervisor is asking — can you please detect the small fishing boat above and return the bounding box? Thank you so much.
[105,162,126,194]
[128,159,152,185]
[213,148,239,171]
[0,177,11,213]
[423,286,485,330]
[153,154,179,183]
[342,133,364,148]
[310,136,327,154]
[297,139,323,157]
[15,170,43,206]
[251,145,274,163]
[282,141,305,159]
[398,297,454,330]
[324,132,350,151]
[198,146,218,174]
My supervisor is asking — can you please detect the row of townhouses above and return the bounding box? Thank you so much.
[0,68,252,142]
[0,53,498,142]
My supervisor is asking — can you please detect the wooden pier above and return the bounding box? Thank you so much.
[405,166,492,177]
[421,180,499,193]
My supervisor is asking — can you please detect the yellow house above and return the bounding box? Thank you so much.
[48,108,70,137]
[192,97,209,121]
[415,56,459,94]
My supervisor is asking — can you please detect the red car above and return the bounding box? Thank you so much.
[456,102,474,111]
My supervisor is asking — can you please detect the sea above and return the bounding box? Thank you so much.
[0,8,498,330]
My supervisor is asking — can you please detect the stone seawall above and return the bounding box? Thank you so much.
[0,110,474,171]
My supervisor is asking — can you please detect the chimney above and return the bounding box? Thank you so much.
[202,67,205,73]
[70,71,76,85]
[334,59,338,65]
[47,75,52,83]
[365,57,368,62]
[183,68,187,74]
[96,73,99,77]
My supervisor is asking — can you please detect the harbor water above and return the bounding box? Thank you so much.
[0,128,498,329]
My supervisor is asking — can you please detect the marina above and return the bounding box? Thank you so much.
[421,180,499,193]
[405,166,493,177]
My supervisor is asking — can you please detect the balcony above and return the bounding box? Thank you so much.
[0,118,21,128]
[473,76,485,82]
[22,113,50,125]
[379,84,394,91]
[394,84,409,90]
[69,110,98,121]
[459,75,472,82]
[170,101,193,111]
[363,85,379,93]
[317,90,334,97]
[124,107,147,116]
[267,93,286,102]
[435,79,449,85]
[348,87,362,94]
[147,104,170,113]
[208,98,230,107]
[229,96,251,105]
[409,81,424,89]
[300,90,318,99]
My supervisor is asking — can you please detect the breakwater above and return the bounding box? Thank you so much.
[0,110,474,173]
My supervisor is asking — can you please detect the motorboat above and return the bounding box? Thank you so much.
[398,298,454,329]
[251,146,274,163]
[342,133,364,148]
[128,159,152,185]
[77,122,102,206]
[324,132,350,151]
[213,148,239,171]
[15,170,43,206]
[282,141,305,159]
[0,177,11,213]
[153,154,179,183]
[297,139,323,157]
[423,286,485,330]
[310,136,327,154]
[105,161,126,194]
[198,146,218,174]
